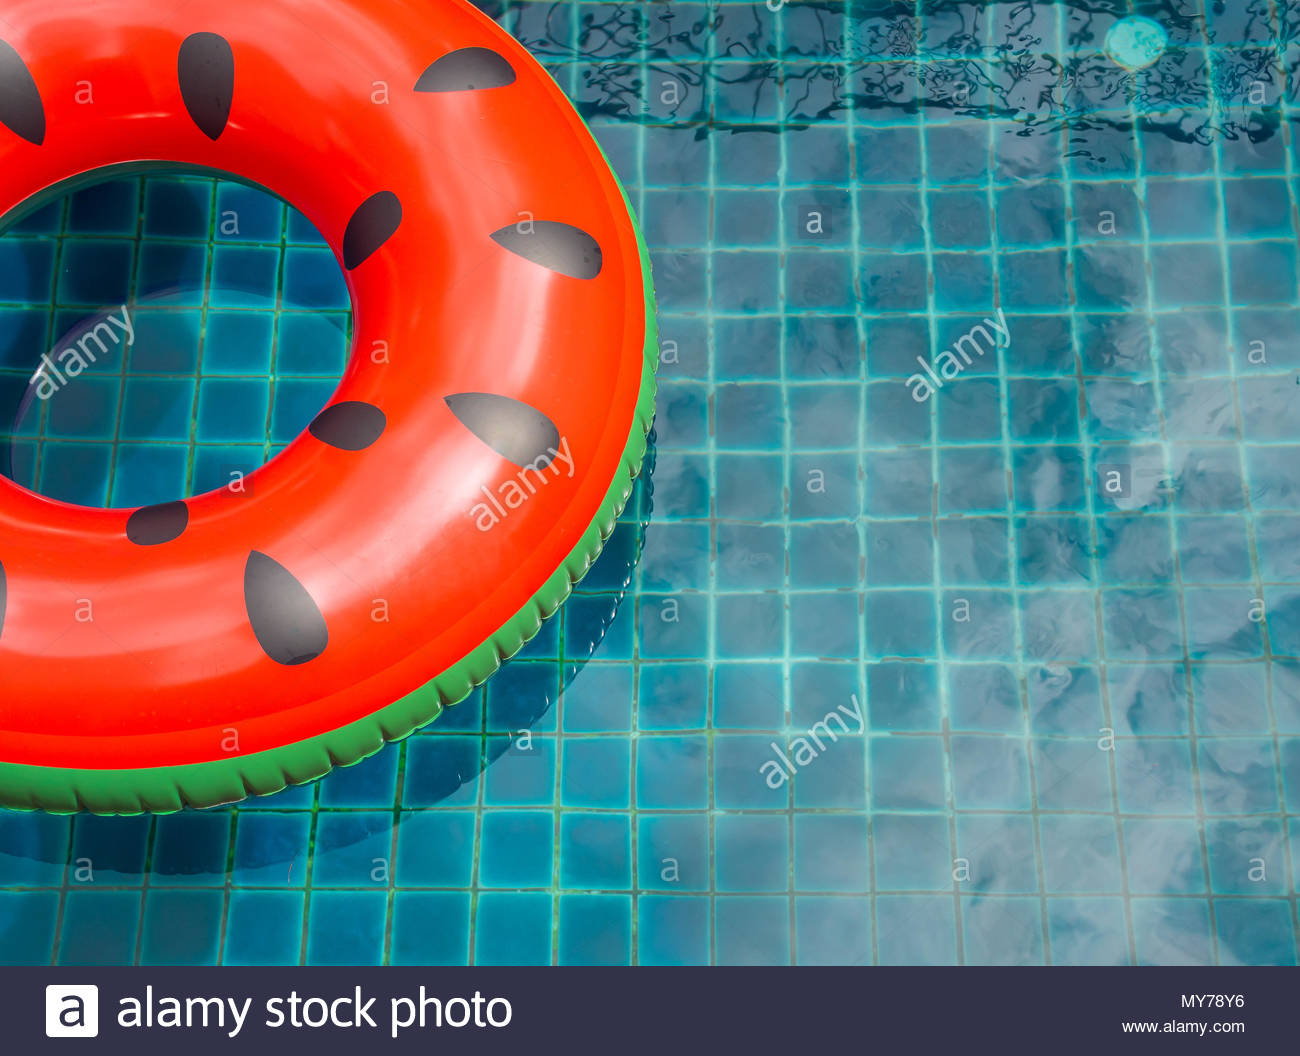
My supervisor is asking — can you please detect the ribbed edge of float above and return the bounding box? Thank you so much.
[0,178,659,816]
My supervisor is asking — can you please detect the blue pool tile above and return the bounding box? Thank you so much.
[713,663,784,729]
[715,316,780,378]
[231,812,310,887]
[859,252,927,310]
[1229,241,1297,304]
[199,311,274,374]
[1016,516,1091,583]
[561,739,631,808]
[716,814,788,892]
[562,664,633,732]
[196,378,270,442]
[223,892,304,965]
[873,806,946,889]
[714,734,789,810]
[215,182,284,242]
[876,895,957,965]
[271,378,336,443]
[1040,815,1123,893]
[142,179,212,239]
[940,447,1008,513]
[479,811,553,888]
[1029,665,1103,734]
[1033,737,1112,811]
[638,896,709,965]
[638,663,708,730]
[311,812,394,887]
[871,737,946,810]
[560,814,631,890]
[1132,899,1215,965]
[319,748,398,808]
[715,896,790,965]
[1123,818,1205,895]
[402,737,480,807]
[0,814,69,885]
[1047,898,1130,965]
[866,591,936,658]
[150,812,230,885]
[475,892,552,966]
[0,892,58,965]
[942,590,1017,659]
[210,247,280,308]
[135,243,206,304]
[791,453,860,518]
[638,593,707,658]
[1206,819,1287,896]
[793,814,868,892]
[482,737,556,807]
[795,896,871,965]
[558,895,632,965]
[276,312,349,375]
[715,383,783,449]
[963,897,1045,965]
[638,814,709,891]
[485,661,556,733]
[37,443,110,506]
[305,891,387,965]
[868,449,941,520]
[67,179,138,235]
[57,240,133,305]
[1216,900,1297,966]
[865,663,937,731]
[1102,588,1183,660]
[950,735,1031,810]
[716,523,783,590]
[393,811,475,888]
[140,890,223,965]
[716,593,784,658]
[791,593,858,657]
[949,664,1021,732]
[643,523,712,593]
[57,891,140,965]
[716,453,784,519]
[120,378,195,442]
[938,517,1010,583]
[867,520,934,586]
[391,893,471,966]
[1021,590,1098,661]
[1115,738,1197,814]
[955,814,1038,893]
[790,383,859,449]
[1197,739,1280,814]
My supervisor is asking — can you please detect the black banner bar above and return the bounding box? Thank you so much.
[5,966,1294,1053]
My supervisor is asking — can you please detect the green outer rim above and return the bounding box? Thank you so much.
[0,172,658,816]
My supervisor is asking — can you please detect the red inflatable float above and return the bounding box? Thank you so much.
[0,0,656,812]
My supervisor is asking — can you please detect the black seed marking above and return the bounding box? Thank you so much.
[490,222,602,280]
[309,402,386,451]
[0,40,45,145]
[415,47,516,92]
[244,552,328,666]
[0,560,6,640]
[127,501,189,546]
[178,32,234,140]
[343,191,402,270]
[445,393,561,470]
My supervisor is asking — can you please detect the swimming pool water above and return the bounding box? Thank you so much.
[1,0,1299,966]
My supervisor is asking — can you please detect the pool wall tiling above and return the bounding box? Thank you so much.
[2,0,1300,965]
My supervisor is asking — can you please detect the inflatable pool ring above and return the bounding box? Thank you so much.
[0,0,657,813]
